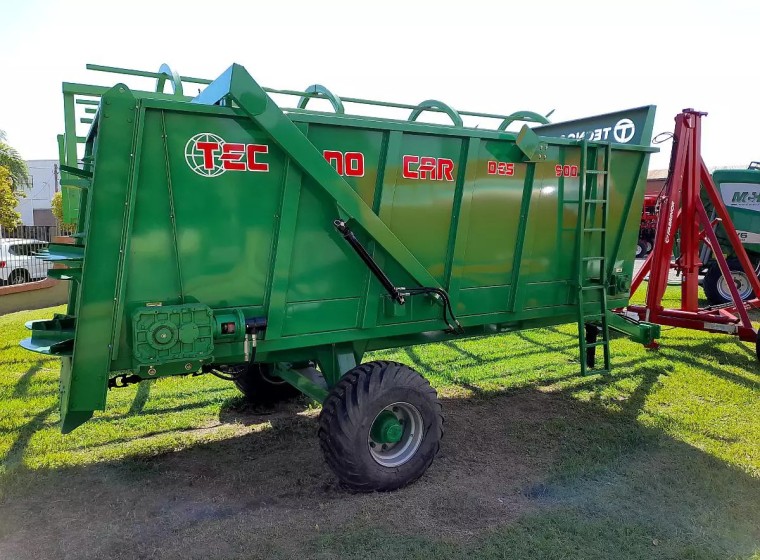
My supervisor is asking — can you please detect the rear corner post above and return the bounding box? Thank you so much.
[61,84,140,431]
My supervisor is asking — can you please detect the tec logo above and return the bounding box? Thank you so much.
[185,133,269,177]
[185,134,368,179]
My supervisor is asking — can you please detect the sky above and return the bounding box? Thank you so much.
[0,0,757,172]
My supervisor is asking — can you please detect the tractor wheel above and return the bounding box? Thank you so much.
[703,259,755,306]
[8,269,30,285]
[230,362,300,405]
[635,240,647,258]
[318,360,443,492]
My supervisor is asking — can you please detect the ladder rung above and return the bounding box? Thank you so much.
[577,140,612,378]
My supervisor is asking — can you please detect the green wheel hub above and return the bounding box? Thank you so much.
[367,401,424,468]
[370,411,404,444]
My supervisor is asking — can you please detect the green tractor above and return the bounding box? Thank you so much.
[700,163,760,304]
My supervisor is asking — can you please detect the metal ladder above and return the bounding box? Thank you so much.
[575,140,612,375]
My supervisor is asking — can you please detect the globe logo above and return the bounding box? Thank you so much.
[185,132,226,177]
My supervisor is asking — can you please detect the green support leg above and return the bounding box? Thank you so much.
[315,343,362,388]
[273,364,329,403]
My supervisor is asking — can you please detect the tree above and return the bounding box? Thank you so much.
[0,130,28,230]
[0,166,21,229]
[0,130,30,190]
[51,191,76,233]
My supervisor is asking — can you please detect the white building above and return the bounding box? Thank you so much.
[16,159,59,225]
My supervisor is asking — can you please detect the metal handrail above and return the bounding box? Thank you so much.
[85,63,552,129]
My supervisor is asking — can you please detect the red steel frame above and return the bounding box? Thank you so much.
[626,109,760,343]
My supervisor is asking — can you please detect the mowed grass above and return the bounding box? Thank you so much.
[0,287,758,559]
[0,306,245,474]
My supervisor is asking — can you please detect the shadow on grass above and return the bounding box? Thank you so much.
[12,361,44,398]
[402,336,579,372]
[404,346,488,395]
[2,405,56,471]
[127,380,152,416]
[656,339,760,391]
[1,355,758,560]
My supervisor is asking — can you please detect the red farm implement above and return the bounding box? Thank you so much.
[625,109,760,352]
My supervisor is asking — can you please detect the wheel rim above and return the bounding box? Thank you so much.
[635,244,643,257]
[368,402,424,468]
[717,271,753,301]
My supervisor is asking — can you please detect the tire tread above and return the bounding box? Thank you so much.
[318,361,443,492]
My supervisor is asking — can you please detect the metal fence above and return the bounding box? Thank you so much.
[1,225,64,286]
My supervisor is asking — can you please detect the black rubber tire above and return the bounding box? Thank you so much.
[231,363,300,405]
[584,323,599,368]
[8,269,30,285]
[318,360,443,492]
[635,240,647,258]
[702,259,755,306]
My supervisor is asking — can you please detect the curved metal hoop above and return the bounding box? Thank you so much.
[155,63,184,96]
[497,110,551,131]
[408,99,463,127]
[297,84,345,114]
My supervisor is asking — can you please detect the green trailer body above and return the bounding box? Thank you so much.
[21,63,658,490]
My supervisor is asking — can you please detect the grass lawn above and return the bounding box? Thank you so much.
[0,287,758,559]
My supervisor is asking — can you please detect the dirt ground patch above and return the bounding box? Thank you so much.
[2,305,759,559]
[0,389,579,559]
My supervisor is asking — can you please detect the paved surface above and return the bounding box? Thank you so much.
[633,257,686,286]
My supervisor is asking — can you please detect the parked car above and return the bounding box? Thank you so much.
[0,238,52,285]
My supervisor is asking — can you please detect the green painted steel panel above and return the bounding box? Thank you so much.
[710,168,760,256]
[282,298,361,336]
[386,134,463,284]
[161,111,286,308]
[457,286,512,316]
[20,64,656,431]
